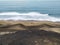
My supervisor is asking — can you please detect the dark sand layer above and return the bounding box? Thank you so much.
[0,20,60,45]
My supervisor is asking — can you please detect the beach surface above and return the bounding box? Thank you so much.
[0,20,60,45]
[0,20,60,33]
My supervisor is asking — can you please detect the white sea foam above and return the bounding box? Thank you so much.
[0,12,60,22]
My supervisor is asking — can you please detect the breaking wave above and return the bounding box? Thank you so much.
[0,12,60,22]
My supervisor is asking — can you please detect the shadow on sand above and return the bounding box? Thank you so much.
[0,29,60,45]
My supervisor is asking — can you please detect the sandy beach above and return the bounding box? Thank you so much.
[0,20,60,33]
[0,20,60,45]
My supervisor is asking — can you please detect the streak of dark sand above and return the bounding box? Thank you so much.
[0,29,60,45]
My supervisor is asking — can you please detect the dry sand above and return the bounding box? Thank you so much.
[0,20,60,33]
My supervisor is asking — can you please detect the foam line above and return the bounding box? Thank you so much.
[0,12,60,22]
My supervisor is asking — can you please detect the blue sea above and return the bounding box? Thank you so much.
[0,0,60,22]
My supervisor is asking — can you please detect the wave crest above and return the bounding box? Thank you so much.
[0,12,60,22]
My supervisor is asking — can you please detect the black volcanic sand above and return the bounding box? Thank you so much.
[0,29,60,45]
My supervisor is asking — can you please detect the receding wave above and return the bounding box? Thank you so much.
[0,12,60,22]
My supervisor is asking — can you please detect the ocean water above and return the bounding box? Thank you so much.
[0,1,60,22]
